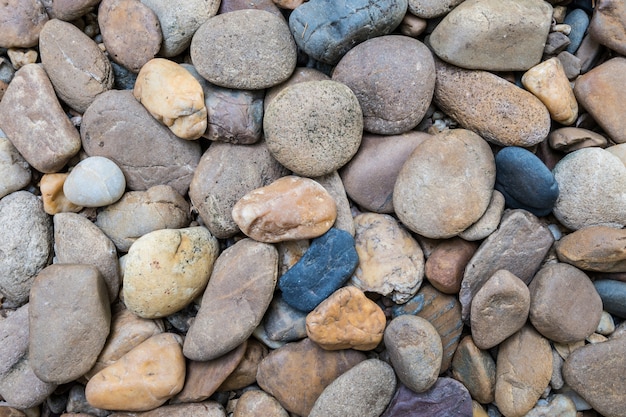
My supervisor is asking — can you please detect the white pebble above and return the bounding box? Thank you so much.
[63,156,126,207]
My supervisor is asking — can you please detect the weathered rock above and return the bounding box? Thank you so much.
[218,339,267,391]
[63,156,126,207]
[0,191,52,306]
[308,359,396,417]
[0,64,81,173]
[184,239,277,361]
[549,127,608,153]
[263,293,308,343]
[264,80,363,177]
[593,279,626,318]
[232,176,336,243]
[434,60,551,147]
[0,0,49,48]
[256,338,366,416]
[451,336,496,404]
[40,173,83,214]
[588,0,626,56]
[233,390,288,417]
[524,394,577,417]
[86,333,185,411]
[332,35,435,135]
[425,238,479,294]
[556,226,626,273]
[123,227,219,318]
[191,10,296,89]
[39,19,113,113]
[380,379,473,417]
[459,190,506,241]
[408,0,464,18]
[394,129,495,239]
[29,264,110,384]
[565,8,589,54]
[0,137,30,199]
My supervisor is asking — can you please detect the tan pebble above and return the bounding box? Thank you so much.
[134,58,207,140]
[232,176,337,243]
[554,340,585,360]
[40,173,83,215]
[459,190,506,241]
[549,127,608,152]
[7,48,38,69]
[586,333,608,344]
[234,390,288,417]
[306,286,386,351]
[522,57,578,125]
[399,13,428,37]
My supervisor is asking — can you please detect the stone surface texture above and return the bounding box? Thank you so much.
[451,336,496,404]
[556,225,626,272]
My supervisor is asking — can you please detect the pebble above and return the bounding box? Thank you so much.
[458,190,506,241]
[544,31,571,56]
[133,59,207,140]
[574,58,626,144]
[140,0,220,57]
[40,173,83,214]
[0,191,53,306]
[288,0,408,65]
[0,0,49,48]
[219,0,283,17]
[264,67,330,111]
[575,33,605,73]
[332,35,435,135]
[495,325,553,417]
[429,0,552,71]
[398,13,428,37]
[183,239,277,361]
[593,280,626,318]
[557,51,582,80]
[460,209,554,321]
[588,0,626,56]
[110,401,226,417]
[408,0,464,18]
[232,176,337,243]
[434,60,551,147]
[98,0,162,73]
[552,148,626,230]
[233,390,288,417]
[596,311,615,336]
[380,379,473,417]
[384,315,442,393]
[278,228,359,312]
[394,128,495,239]
[308,359,396,417]
[39,19,113,113]
[313,171,355,236]
[0,408,27,417]
[551,348,565,390]
[85,333,186,411]
[306,286,386,350]
[0,64,81,173]
[470,270,530,350]
[350,213,424,304]
[607,142,626,164]
[218,339,267,391]
[339,131,430,213]
[563,336,626,417]
[556,225,626,272]
[264,80,363,177]
[81,90,201,195]
[42,0,100,20]
[548,127,608,153]
[0,136,30,199]
[564,9,590,54]
[425,238,479,294]
[524,394,577,417]
[63,156,126,207]
[191,10,296,89]
[263,294,308,343]
[123,227,219,318]
[256,338,366,416]
[494,146,559,217]
[451,336,496,404]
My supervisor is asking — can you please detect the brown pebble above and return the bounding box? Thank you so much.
[425,238,479,294]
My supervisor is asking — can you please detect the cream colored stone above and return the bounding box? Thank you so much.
[7,48,38,70]
[522,57,578,125]
[40,173,83,215]
[86,333,185,411]
[134,58,207,140]
[123,227,219,318]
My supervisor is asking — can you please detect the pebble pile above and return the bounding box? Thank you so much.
[1,0,626,416]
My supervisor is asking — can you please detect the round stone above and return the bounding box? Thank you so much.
[64,156,126,207]
[264,80,363,177]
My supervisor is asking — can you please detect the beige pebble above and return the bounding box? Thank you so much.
[234,390,288,417]
[40,173,83,215]
[7,48,37,69]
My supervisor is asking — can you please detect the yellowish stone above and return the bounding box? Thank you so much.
[40,173,83,215]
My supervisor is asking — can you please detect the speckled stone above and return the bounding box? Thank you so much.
[451,336,496,404]
[264,67,330,111]
[63,156,126,207]
[408,0,464,18]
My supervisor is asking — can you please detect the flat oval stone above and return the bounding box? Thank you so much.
[39,19,113,113]
[0,137,30,199]
[393,128,495,239]
[0,64,81,173]
[308,359,396,417]
[86,333,185,411]
[183,239,277,361]
[458,190,506,241]
[234,390,288,417]
[385,315,442,393]
[332,35,435,135]
[429,0,552,71]
[381,379,473,417]
[306,286,386,350]
[81,90,201,195]
[588,0,626,56]
[425,238,479,294]
[350,213,424,304]
[0,0,48,48]
[288,0,407,65]
[552,147,626,230]
[232,176,337,243]
[63,156,125,207]
[256,338,366,416]
[264,80,363,177]
[434,60,551,147]
[593,279,626,318]
[134,59,207,140]
[556,226,626,272]
[123,227,219,318]
[191,9,296,89]
[549,127,609,153]
[451,336,496,404]
[98,0,162,73]
[278,228,359,312]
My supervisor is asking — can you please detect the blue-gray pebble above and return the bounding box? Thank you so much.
[565,9,590,54]
[594,280,626,318]
[494,146,559,217]
[278,228,359,312]
[288,0,408,65]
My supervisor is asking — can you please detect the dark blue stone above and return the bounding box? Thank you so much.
[110,61,137,90]
[278,228,359,312]
[494,146,559,217]
[380,379,473,417]
[594,279,626,318]
[288,0,408,65]
[565,9,590,54]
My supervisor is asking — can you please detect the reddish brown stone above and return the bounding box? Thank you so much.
[218,339,268,391]
[425,237,479,294]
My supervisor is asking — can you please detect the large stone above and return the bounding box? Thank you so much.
[429,0,552,71]
[0,64,81,173]
[451,336,496,404]
[183,239,277,361]
[41,0,100,20]
[434,60,551,147]
[0,0,48,48]
[393,129,495,239]
[0,137,30,199]
[63,156,126,207]
[588,0,626,56]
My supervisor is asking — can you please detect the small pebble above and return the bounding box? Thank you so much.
[451,336,496,404]
[564,9,589,54]
[549,127,608,152]
[63,156,126,208]
[595,311,615,336]
[593,280,626,318]
[233,390,288,417]
[0,136,31,199]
